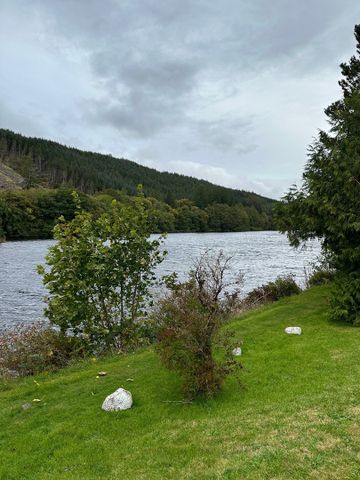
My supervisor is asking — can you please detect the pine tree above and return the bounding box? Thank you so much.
[276,24,360,324]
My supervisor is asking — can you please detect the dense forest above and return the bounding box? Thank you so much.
[0,129,276,239]
[0,188,273,240]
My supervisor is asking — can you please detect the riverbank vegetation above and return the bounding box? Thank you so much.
[0,268,303,382]
[37,191,165,354]
[0,127,275,241]
[0,186,273,241]
[1,285,359,479]
[155,251,244,399]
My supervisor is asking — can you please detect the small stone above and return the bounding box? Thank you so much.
[102,388,133,412]
[232,347,242,356]
[285,326,302,335]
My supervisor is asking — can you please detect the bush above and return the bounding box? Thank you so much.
[38,190,165,354]
[0,323,85,378]
[155,251,243,399]
[305,255,336,287]
[308,269,335,287]
[330,272,360,326]
[244,275,301,307]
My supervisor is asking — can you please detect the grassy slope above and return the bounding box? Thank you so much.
[0,286,359,480]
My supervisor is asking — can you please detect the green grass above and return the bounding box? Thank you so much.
[1,286,359,479]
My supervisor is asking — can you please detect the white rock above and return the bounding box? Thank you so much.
[285,326,302,335]
[102,388,133,412]
[232,347,242,356]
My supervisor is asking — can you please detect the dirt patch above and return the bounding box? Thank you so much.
[347,424,360,438]
[316,434,341,451]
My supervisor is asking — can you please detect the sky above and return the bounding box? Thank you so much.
[1,1,359,199]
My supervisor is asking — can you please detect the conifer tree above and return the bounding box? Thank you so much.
[276,25,360,324]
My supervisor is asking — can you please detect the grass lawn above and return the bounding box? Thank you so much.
[0,285,359,479]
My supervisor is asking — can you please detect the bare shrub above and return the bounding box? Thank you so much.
[0,322,85,378]
[155,251,243,399]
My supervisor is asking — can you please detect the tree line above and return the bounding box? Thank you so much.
[0,187,274,241]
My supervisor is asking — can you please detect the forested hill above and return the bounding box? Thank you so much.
[0,129,274,211]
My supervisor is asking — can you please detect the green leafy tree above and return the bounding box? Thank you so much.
[144,197,176,233]
[206,203,251,231]
[275,24,360,325]
[174,199,208,232]
[38,191,165,352]
[0,187,273,240]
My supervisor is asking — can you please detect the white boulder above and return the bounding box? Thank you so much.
[232,347,242,356]
[285,326,302,335]
[102,388,133,412]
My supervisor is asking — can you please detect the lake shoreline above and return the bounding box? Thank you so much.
[0,232,321,329]
[0,228,276,243]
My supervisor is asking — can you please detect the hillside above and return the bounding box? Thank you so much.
[1,286,359,479]
[0,162,24,189]
[0,129,275,214]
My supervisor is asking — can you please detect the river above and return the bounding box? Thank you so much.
[0,231,321,329]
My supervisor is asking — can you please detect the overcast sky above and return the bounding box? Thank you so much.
[1,1,359,198]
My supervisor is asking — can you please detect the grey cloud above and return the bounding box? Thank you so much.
[1,0,360,197]
[87,96,174,137]
[192,117,257,155]
[0,101,42,137]
[18,0,360,139]
[86,53,199,136]
[87,52,199,135]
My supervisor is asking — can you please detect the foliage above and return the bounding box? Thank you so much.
[155,251,243,399]
[304,254,335,288]
[0,127,275,222]
[330,272,360,325]
[308,269,335,287]
[306,260,335,287]
[275,24,360,324]
[38,191,165,353]
[205,203,249,231]
[0,322,84,378]
[173,199,208,232]
[244,275,301,308]
[0,187,274,240]
[0,188,98,240]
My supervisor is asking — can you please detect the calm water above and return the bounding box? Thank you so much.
[0,232,321,329]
